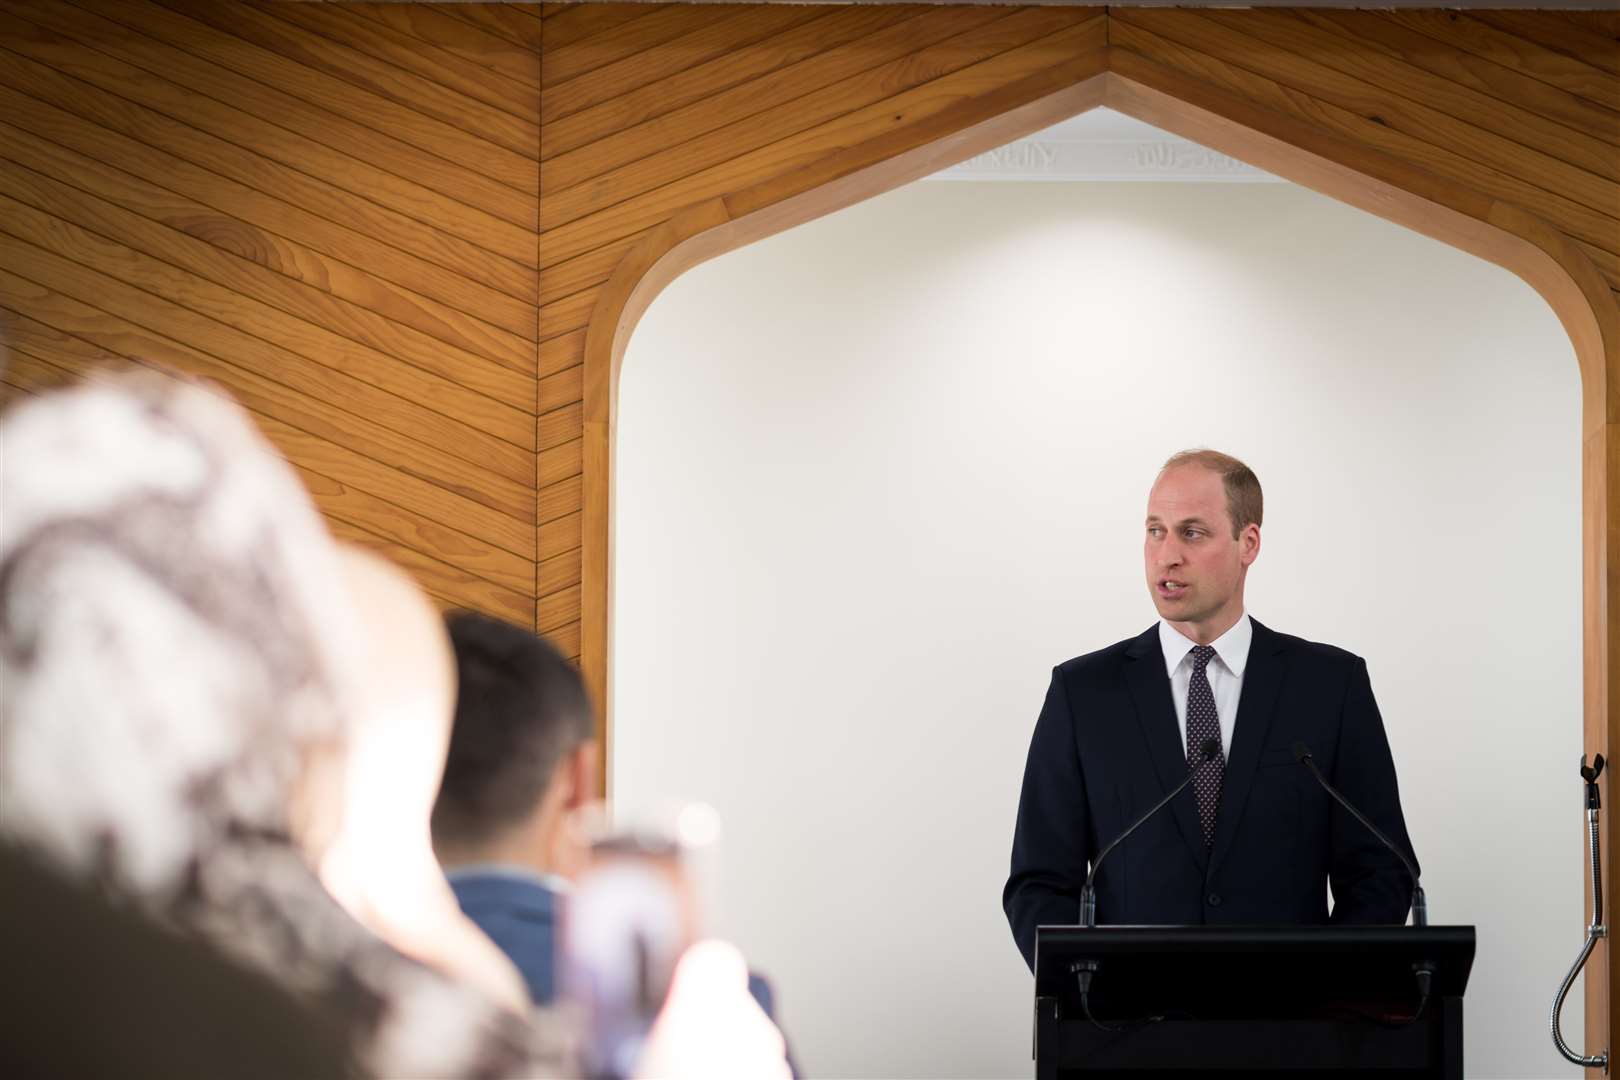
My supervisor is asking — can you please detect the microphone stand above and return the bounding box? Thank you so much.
[1073,740,1219,1031]
[1294,742,1434,1023]
[1080,739,1221,928]
[1293,743,1426,927]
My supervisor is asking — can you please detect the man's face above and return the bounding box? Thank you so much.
[1144,465,1259,640]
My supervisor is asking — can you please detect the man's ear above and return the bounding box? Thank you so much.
[1240,523,1262,567]
[564,740,600,809]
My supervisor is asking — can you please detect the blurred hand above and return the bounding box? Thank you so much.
[635,940,790,1080]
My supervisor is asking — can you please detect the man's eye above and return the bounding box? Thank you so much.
[1184,529,1202,539]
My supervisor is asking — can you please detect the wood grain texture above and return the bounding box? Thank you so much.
[0,0,541,631]
[344,3,542,90]
[248,1,540,121]
[148,0,540,170]
[4,10,1617,1038]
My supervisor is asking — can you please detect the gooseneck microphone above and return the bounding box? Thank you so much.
[1079,737,1221,928]
[1292,742,1427,927]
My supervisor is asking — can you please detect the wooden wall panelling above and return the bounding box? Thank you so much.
[537,17,1108,340]
[539,502,583,553]
[0,80,537,340]
[426,2,542,52]
[541,5,820,126]
[1108,10,1620,284]
[342,2,543,90]
[246,2,539,121]
[540,4,658,52]
[538,544,583,601]
[0,341,78,402]
[1288,11,1620,152]
[1382,10,1620,115]
[52,0,537,238]
[539,5,919,163]
[543,5,720,89]
[0,272,530,554]
[0,85,535,338]
[1557,11,1620,37]
[0,306,531,620]
[539,400,584,451]
[1594,421,1617,1064]
[0,27,533,293]
[0,201,536,493]
[1250,11,1619,182]
[539,233,649,311]
[539,365,583,415]
[0,0,541,629]
[539,327,587,379]
[540,6,1040,223]
[149,0,539,169]
[0,282,534,585]
[0,123,533,410]
[1472,10,1620,79]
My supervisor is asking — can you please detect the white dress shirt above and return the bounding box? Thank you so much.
[1159,613,1253,756]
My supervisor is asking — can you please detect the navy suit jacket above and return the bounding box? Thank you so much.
[448,869,794,1070]
[1003,620,1418,971]
[448,869,564,1005]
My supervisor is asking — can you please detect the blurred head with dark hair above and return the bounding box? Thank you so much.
[433,612,598,877]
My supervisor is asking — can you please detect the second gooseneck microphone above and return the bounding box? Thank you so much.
[1293,742,1427,927]
[1080,737,1221,928]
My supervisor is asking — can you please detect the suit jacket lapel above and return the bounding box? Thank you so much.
[1208,618,1289,880]
[1124,625,1209,874]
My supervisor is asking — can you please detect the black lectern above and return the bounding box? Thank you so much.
[1034,926,1475,1079]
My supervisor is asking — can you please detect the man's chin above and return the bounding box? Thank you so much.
[1150,596,1208,625]
[1150,593,1185,616]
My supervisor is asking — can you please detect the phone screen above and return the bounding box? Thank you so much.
[560,835,699,1079]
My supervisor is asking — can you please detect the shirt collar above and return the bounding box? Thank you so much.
[1159,612,1253,679]
[443,862,574,895]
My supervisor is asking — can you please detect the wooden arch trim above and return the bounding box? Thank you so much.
[581,46,1620,1056]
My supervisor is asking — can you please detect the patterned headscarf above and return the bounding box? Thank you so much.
[0,372,572,1077]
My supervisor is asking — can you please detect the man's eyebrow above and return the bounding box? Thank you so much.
[1145,514,1213,527]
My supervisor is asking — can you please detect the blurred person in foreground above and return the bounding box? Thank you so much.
[0,371,788,1080]
[1,841,354,1079]
[432,612,798,1072]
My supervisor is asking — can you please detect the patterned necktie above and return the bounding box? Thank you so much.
[1185,644,1225,847]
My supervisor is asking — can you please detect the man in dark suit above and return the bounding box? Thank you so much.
[431,612,792,1053]
[1003,450,1417,970]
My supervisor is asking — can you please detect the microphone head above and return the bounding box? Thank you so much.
[1199,736,1221,763]
[1292,741,1312,764]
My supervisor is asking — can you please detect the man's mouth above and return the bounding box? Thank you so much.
[1159,580,1188,595]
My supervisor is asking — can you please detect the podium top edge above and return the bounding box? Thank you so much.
[1036,924,1476,948]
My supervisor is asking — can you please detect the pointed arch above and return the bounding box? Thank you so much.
[571,24,1619,1052]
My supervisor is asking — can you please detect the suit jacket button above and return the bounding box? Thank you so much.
[1207,893,1223,907]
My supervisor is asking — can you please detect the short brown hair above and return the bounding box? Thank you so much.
[1160,449,1263,538]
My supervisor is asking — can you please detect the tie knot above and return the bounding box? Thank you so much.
[1189,644,1217,671]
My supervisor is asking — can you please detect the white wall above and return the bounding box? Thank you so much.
[613,176,1583,1078]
